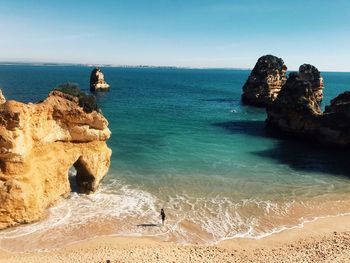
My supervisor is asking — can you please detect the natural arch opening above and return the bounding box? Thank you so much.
[72,156,96,194]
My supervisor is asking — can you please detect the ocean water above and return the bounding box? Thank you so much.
[1,65,350,251]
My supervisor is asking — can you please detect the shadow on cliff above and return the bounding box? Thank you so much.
[213,120,350,177]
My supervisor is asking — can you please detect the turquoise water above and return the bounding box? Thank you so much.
[1,65,350,251]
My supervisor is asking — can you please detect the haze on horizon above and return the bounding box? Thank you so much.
[0,0,349,71]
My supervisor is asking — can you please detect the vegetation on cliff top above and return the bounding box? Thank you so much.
[54,83,99,113]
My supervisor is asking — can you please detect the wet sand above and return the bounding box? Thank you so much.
[1,214,350,263]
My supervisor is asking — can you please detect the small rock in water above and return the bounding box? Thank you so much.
[90,67,110,91]
[0,89,5,104]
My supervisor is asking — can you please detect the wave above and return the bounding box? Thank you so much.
[1,178,350,252]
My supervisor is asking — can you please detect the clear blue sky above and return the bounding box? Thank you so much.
[0,0,349,71]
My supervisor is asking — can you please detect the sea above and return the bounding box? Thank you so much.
[1,65,350,252]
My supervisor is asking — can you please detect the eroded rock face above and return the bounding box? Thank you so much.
[90,67,110,91]
[0,89,5,104]
[266,73,350,148]
[266,72,321,132]
[299,64,324,103]
[0,90,112,229]
[242,55,287,107]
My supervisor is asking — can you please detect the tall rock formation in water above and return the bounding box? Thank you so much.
[0,89,112,229]
[242,55,287,107]
[90,67,110,91]
[298,64,324,103]
[266,72,350,148]
[0,89,5,104]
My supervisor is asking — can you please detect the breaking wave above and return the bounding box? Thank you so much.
[1,176,350,252]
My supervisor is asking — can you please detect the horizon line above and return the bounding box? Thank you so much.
[0,60,349,73]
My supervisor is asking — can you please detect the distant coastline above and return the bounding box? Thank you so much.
[0,61,250,70]
[0,61,251,71]
[1,61,350,73]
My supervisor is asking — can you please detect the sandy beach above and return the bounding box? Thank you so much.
[1,214,350,263]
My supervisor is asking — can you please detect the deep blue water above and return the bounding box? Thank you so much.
[1,65,350,250]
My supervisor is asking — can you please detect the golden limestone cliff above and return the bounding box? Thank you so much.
[0,89,112,229]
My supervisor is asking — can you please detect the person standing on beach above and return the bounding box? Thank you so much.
[160,208,166,226]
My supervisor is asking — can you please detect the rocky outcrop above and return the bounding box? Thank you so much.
[266,72,321,131]
[325,92,350,114]
[0,90,5,104]
[242,55,287,107]
[90,67,110,91]
[266,73,350,148]
[0,90,112,229]
[299,64,324,103]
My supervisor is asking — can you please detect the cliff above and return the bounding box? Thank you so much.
[90,67,110,91]
[0,89,112,229]
[241,55,287,107]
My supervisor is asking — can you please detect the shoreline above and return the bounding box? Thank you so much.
[2,194,350,253]
[1,214,350,262]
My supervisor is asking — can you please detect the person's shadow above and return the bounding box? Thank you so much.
[136,223,160,227]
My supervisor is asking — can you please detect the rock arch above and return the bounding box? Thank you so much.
[0,90,112,229]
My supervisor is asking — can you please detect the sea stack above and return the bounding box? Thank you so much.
[266,72,350,148]
[0,87,112,229]
[242,55,287,107]
[90,67,110,91]
[0,89,5,104]
[298,64,324,103]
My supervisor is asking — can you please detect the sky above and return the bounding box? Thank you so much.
[0,0,349,71]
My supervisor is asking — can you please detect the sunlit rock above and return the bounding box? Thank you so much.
[0,88,112,229]
[90,67,110,91]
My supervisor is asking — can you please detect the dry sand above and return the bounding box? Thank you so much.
[1,214,350,263]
